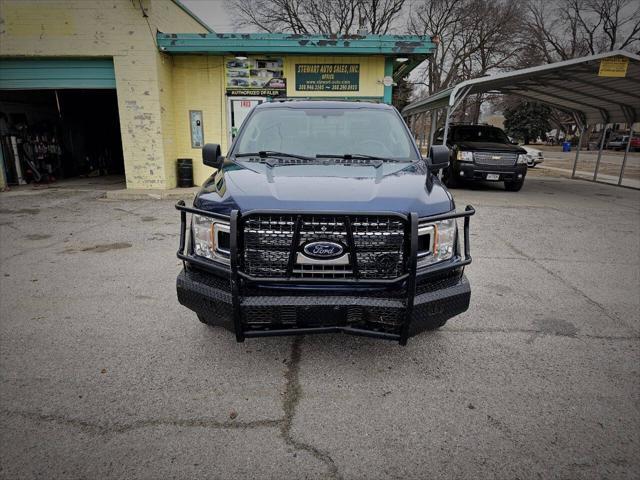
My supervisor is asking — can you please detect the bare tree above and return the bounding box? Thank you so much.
[408,0,522,95]
[359,0,406,34]
[522,0,640,62]
[229,0,406,34]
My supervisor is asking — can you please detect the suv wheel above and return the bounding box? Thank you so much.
[443,165,459,188]
[505,179,524,191]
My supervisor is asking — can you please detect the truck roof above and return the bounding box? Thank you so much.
[255,100,394,110]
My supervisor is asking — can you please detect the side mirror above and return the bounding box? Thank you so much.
[203,143,223,169]
[428,145,450,170]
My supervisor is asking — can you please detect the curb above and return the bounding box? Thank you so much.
[104,187,199,201]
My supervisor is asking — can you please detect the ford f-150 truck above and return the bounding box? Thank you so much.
[175,101,474,345]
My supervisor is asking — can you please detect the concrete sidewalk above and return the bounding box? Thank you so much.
[104,186,200,200]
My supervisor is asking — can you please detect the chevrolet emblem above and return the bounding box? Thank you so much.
[491,155,501,160]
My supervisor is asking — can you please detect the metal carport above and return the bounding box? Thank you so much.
[402,50,640,187]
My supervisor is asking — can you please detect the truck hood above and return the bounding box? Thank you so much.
[195,160,454,217]
[454,141,526,153]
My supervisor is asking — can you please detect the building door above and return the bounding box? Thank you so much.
[228,97,265,145]
[0,58,124,187]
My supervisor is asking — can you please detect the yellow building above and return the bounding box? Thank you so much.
[0,0,434,190]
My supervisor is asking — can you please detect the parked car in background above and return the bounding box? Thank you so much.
[629,135,640,152]
[606,135,628,150]
[435,124,528,191]
[521,145,544,167]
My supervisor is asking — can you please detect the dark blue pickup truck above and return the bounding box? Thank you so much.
[175,101,474,345]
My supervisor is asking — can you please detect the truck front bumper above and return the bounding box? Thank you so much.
[174,203,475,345]
[177,267,471,341]
[454,162,527,182]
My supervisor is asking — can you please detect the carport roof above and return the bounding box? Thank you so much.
[402,50,640,124]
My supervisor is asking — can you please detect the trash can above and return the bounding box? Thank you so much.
[177,158,193,188]
[562,141,571,152]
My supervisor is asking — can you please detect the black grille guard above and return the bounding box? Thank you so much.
[175,201,475,344]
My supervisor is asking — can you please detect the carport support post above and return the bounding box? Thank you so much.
[593,125,608,182]
[428,109,437,149]
[572,125,585,179]
[420,113,428,151]
[442,106,452,144]
[618,127,633,186]
[409,115,416,139]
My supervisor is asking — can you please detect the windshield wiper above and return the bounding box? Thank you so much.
[317,153,389,160]
[235,151,314,161]
[316,153,405,168]
[234,151,315,168]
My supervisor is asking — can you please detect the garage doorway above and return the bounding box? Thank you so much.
[0,89,124,187]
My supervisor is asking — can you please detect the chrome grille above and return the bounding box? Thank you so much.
[242,214,406,280]
[473,152,518,166]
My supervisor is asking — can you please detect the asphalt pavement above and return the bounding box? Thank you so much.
[0,173,638,479]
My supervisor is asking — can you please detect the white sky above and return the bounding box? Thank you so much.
[181,0,240,32]
[181,0,415,33]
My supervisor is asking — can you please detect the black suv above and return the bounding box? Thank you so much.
[175,101,475,345]
[436,124,528,191]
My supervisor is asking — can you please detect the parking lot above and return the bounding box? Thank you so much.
[1,172,638,479]
[537,146,640,188]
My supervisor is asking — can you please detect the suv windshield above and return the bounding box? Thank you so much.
[233,107,418,161]
[451,126,511,144]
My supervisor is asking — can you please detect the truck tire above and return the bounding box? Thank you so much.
[424,318,448,330]
[443,166,459,188]
[504,179,524,191]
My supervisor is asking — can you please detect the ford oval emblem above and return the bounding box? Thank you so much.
[303,241,344,259]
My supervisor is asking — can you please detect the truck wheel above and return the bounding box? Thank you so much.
[443,166,459,188]
[425,318,448,330]
[504,179,524,192]
[408,316,448,336]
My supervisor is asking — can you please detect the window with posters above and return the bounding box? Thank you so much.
[225,57,286,97]
[228,98,264,143]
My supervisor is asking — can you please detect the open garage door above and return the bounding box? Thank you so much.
[0,58,116,90]
[0,59,124,188]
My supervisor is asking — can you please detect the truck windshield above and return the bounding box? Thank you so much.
[452,126,511,144]
[233,107,418,161]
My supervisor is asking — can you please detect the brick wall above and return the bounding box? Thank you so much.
[172,56,227,186]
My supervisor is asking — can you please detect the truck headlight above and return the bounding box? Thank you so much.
[456,151,474,162]
[192,214,230,264]
[517,154,528,165]
[417,218,457,267]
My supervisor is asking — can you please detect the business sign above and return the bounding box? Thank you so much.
[295,64,360,92]
[225,57,286,96]
[598,56,629,77]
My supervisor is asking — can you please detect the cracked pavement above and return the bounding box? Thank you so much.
[0,174,638,479]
